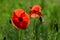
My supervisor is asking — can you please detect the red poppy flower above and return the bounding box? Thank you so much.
[30,5,42,18]
[11,9,30,29]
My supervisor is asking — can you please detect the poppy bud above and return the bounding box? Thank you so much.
[9,19,12,24]
[39,17,42,22]
[54,23,58,32]
[3,37,6,40]
[54,19,58,32]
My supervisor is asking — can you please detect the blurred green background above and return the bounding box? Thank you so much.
[0,0,60,40]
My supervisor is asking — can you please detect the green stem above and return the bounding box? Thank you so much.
[35,23,38,40]
[33,19,39,40]
[19,30,22,40]
[33,19,36,40]
[19,30,20,40]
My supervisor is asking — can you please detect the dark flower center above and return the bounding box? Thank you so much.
[19,17,23,21]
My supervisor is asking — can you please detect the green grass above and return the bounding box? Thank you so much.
[0,0,60,40]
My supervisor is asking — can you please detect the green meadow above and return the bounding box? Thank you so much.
[0,0,60,40]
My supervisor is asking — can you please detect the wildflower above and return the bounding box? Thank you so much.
[30,5,42,18]
[11,9,30,29]
[30,5,44,23]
